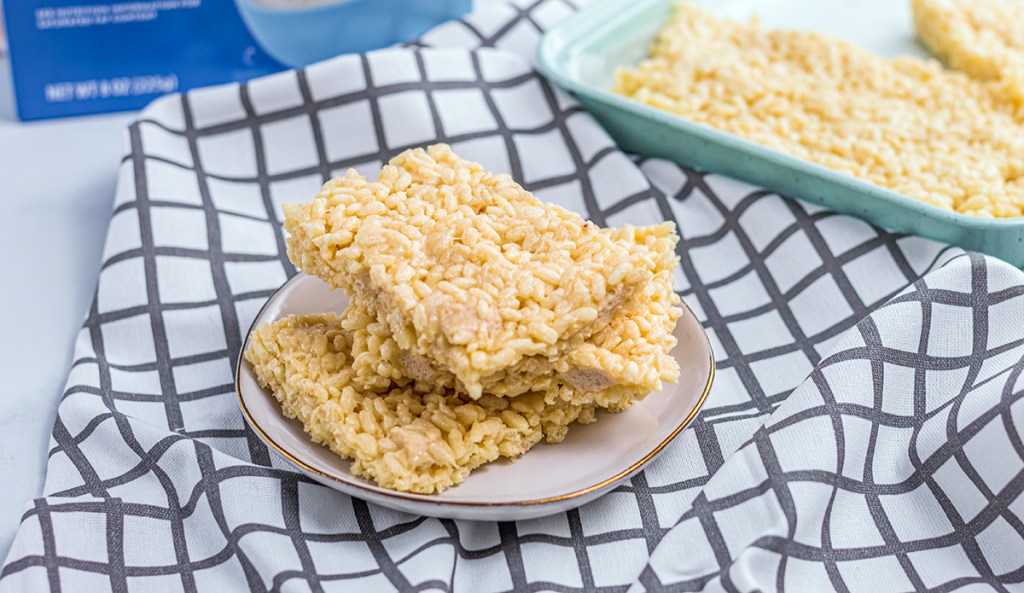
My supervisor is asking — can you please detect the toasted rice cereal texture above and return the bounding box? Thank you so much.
[912,0,1024,87]
[614,3,1024,218]
[343,255,683,410]
[284,144,678,397]
[244,314,597,494]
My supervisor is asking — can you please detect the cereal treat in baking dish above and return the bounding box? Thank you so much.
[613,3,1024,217]
[340,248,683,411]
[244,313,597,494]
[284,144,680,398]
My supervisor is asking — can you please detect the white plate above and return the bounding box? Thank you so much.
[235,273,715,521]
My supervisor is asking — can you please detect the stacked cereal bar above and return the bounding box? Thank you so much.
[284,145,681,399]
[246,314,597,494]
[245,144,682,493]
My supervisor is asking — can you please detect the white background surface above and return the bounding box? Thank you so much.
[0,54,135,559]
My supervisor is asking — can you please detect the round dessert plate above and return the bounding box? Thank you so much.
[236,273,715,521]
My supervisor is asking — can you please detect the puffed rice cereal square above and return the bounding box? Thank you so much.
[284,144,679,397]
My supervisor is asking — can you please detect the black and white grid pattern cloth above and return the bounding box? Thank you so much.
[3,1,1024,591]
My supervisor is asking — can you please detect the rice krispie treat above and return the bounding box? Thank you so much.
[912,0,1024,87]
[244,313,597,494]
[284,144,677,398]
[341,254,683,410]
[614,3,1024,217]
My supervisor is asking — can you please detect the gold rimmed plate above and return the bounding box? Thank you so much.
[235,273,715,521]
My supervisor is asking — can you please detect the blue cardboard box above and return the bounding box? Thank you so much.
[1,0,473,121]
[2,0,284,120]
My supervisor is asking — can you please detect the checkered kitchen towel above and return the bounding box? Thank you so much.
[4,1,1024,591]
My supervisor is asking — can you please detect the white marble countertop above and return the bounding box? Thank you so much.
[0,55,135,559]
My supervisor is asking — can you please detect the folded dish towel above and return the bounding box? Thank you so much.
[3,1,1023,591]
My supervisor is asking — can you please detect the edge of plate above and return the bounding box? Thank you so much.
[234,272,716,508]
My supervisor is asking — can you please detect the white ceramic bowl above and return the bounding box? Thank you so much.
[235,274,715,521]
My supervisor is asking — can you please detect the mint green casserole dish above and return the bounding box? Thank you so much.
[536,0,1024,266]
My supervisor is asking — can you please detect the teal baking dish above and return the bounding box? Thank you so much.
[536,0,1024,266]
